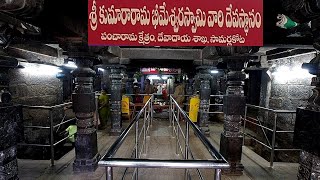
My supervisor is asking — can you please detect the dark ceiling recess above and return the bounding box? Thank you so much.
[129,59,194,68]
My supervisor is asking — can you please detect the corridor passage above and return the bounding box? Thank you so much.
[18,113,298,180]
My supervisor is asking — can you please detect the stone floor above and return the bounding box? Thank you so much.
[18,117,299,180]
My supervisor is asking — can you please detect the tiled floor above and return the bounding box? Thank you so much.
[18,118,299,180]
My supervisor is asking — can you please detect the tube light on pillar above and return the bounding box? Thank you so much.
[63,61,77,69]
[20,63,62,76]
[211,70,219,74]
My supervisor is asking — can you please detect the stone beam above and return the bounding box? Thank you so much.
[193,59,219,66]
[9,44,63,57]
[267,49,316,60]
[263,44,314,50]
[107,46,122,57]
[6,44,64,66]
[120,58,130,65]
[265,48,294,55]
[0,12,41,35]
[120,48,202,60]
[201,46,219,60]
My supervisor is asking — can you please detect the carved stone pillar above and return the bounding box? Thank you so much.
[126,72,134,95]
[107,65,125,135]
[0,57,21,180]
[220,58,247,175]
[185,78,194,96]
[294,56,320,180]
[121,69,128,94]
[0,104,22,180]
[72,58,99,172]
[196,66,212,136]
[101,67,111,93]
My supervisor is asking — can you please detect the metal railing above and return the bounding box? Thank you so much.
[169,96,229,180]
[208,95,224,114]
[183,94,224,114]
[99,95,154,180]
[18,102,75,166]
[242,104,299,167]
[99,95,229,180]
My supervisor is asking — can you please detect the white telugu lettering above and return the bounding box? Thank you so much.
[100,31,246,45]
[89,0,98,31]
[93,3,262,36]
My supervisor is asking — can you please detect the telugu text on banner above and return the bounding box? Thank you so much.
[88,0,263,46]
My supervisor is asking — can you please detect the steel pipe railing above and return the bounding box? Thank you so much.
[99,95,229,180]
[242,104,299,167]
[99,96,153,180]
[18,102,75,166]
[183,94,224,114]
[168,96,229,180]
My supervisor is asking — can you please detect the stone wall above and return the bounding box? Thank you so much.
[251,53,316,163]
[8,62,64,159]
[9,63,63,106]
[268,53,315,129]
[270,53,315,162]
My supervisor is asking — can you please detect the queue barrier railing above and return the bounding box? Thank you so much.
[99,95,229,180]
[242,104,299,167]
[169,96,229,179]
[98,95,154,180]
[182,94,224,114]
[18,102,75,166]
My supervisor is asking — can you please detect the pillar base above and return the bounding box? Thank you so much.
[199,126,210,136]
[73,153,100,173]
[222,162,244,176]
[297,150,320,180]
[220,133,243,175]
[109,128,123,136]
[0,159,18,180]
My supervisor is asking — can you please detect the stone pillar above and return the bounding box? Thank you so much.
[294,56,320,179]
[107,65,125,135]
[0,104,22,180]
[186,78,194,96]
[220,58,247,175]
[126,72,134,94]
[121,69,128,94]
[101,67,111,93]
[72,58,99,172]
[196,66,212,136]
[0,57,21,180]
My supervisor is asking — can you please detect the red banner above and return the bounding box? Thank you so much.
[88,0,263,46]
